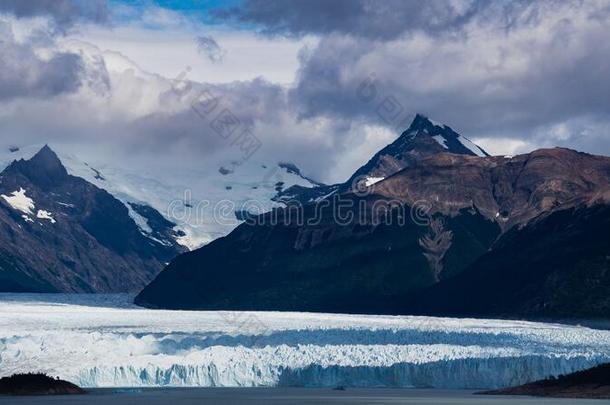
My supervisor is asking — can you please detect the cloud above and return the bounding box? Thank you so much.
[214,0,525,40]
[0,20,83,100]
[2,0,610,186]
[0,37,371,182]
[212,0,610,158]
[0,0,108,28]
[284,0,610,156]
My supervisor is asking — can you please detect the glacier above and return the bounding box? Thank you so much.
[1,293,610,389]
[0,145,319,250]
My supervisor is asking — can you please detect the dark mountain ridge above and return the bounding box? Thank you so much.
[405,198,610,318]
[0,146,186,293]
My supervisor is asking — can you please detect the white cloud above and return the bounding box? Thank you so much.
[473,138,532,157]
[73,23,317,85]
[328,124,396,182]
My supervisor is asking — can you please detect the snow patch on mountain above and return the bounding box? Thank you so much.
[364,176,385,186]
[314,188,338,202]
[1,188,35,215]
[1,294,609,389]
[428,117,444,127]
[36,210,56,223]
[457,136,487,157]
[432,135,449,149]
[126,205,153,235]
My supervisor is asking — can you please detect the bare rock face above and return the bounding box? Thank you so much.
[373,148,610,230]
[404,202,610,318]
[0,146,186,293]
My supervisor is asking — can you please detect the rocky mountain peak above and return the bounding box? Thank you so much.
[407,113,444,132]
[0,145,186,293]
[398,114,489,157]
[343,114,489,190]
[6,145,68,190]
[30,145,67,173]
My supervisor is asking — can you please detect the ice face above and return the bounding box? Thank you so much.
[1,294,609,389]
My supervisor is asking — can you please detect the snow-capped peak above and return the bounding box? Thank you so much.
[403,114,489,157]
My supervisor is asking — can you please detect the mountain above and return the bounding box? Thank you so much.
[276,114,489,203]
[0,145,324,249]
[2,116,470,251]
[0,146,186,293]
[404,199,610,319]
[344,114,489,189]
[135,116,610,316]
[134,200,500,311]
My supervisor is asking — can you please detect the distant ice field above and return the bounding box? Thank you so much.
[1,294,609,389]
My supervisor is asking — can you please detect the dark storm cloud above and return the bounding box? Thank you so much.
[213,0,539,40]
[132,77,286,154]
[214,0,610,144]
[0,21,83,100]
[0,0,108,28]
[275,0,610,157]
[290,27,610,131]
[129,76,350,175]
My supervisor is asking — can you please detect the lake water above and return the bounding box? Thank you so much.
[1,388,609,404]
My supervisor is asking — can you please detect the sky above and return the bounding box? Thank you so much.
[0,0,609,183]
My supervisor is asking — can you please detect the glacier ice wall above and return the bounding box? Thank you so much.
[1,294,610,389]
